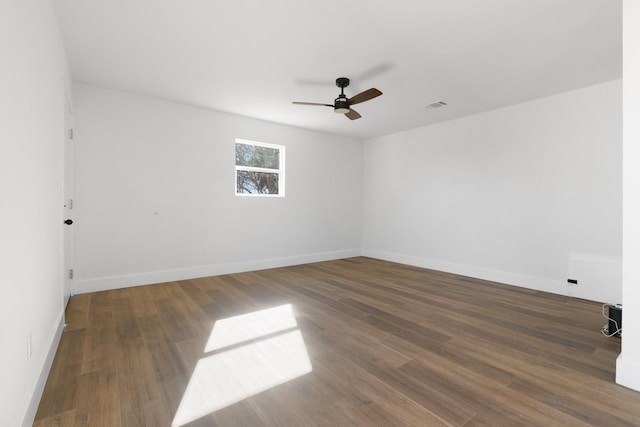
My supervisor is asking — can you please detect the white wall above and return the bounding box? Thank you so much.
[362,80,622,300]
[73,84,363,293]
[0,0,70,425]
[617,0,640,392]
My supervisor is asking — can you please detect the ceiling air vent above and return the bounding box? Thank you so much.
[425,100,448,109]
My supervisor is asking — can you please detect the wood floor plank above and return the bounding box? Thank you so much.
[63,294,90,332]
[34,329,85,420]
[78,293,118,375]
[32,409,76,427]
[34,257,640,426]
[74,369,120,427]
[301,320,476,425]
[508,377,636,426]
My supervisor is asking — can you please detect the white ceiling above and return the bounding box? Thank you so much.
[54,0,622,140]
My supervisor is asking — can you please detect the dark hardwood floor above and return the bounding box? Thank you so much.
[34,257,640,426]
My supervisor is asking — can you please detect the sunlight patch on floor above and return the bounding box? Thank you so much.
[172,304,312,427]
[205,304,298,352]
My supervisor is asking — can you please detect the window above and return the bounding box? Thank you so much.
[235,139,285,197]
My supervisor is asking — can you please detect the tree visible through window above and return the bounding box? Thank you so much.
[235,139,285,196]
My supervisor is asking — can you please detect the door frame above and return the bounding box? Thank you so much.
[62,87,75,308]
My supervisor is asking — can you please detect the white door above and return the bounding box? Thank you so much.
[63,97,74,308]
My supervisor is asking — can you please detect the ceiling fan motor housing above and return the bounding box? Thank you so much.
[334,96,350,113]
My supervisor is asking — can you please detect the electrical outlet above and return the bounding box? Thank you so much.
[27,333,32,360]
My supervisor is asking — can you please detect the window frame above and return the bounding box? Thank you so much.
[235,138,285,197]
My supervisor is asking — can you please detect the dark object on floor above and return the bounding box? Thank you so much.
[609,305,622,337]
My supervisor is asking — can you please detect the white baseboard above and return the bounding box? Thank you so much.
[20,311,65,427]
[616,354,640,392]
[77,248,569,297]
[361,249,565,296]
[75,249,361,294]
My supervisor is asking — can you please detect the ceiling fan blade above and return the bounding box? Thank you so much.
[348,88,382,105]
[345,109,361,120]
[292,101,333,107]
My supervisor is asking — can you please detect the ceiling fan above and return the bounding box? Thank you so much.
[292,77,382,120]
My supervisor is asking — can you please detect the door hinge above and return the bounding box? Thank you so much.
[69,128,74,140]
[69,269,74,279]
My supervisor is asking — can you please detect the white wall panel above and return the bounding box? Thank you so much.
[0,1,70,425]
[72,84,362,292]
[363,81,622,299]
[617,0,640,393]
